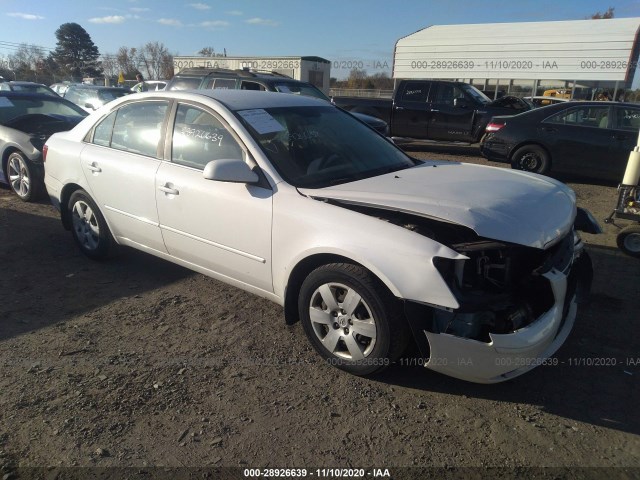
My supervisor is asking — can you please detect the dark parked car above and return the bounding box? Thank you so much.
[166,68,389,135]
[0,91,87,201]
[64,85,130,112]
[0,81,58,96]
[480,101,639,182]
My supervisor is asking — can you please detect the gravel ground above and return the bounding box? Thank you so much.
[0,145,639,477]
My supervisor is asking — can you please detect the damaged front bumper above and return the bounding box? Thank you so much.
[406,230,594,384]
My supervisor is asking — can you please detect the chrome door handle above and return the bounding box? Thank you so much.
[86,163,102,173]
[158,184,179,195]
[430,109,440,112]
[394,106,404,110]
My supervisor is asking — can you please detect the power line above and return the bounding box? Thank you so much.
[0,40,54,54]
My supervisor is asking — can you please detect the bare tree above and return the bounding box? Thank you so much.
[8,44,46,81]
[347,68,368,88]
[160,52,174,80]
[590,7,615,19]
[370,72,394,90]
[116,46,138,78]
[198,47,215,56]
[138,42,171,79]
[101,54,118,79]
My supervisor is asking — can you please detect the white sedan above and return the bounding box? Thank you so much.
[43,90,599,383]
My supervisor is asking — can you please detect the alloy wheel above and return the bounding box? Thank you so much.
[71,200,101,251]
[7,155,30,199]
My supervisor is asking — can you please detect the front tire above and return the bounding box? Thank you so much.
[7,151,40,202]
[510,145,550,175]
[68,190,115,260]
[298,263,409,375]
[617,224,640,259]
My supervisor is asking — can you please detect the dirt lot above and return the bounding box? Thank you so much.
[1,145,639,477]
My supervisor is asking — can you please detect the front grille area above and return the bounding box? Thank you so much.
[433,230,576,342]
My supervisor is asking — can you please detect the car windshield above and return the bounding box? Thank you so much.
[462,84,491,104]
[273,83,330,101]
[0,96,87,124]
[236,106,416,188]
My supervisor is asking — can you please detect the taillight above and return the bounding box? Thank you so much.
[42,144,48,162]
[485,122,505,132]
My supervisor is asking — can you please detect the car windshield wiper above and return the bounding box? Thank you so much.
[370,163,413,176]
[324,176,356,186]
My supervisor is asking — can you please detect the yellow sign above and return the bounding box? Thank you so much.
[118,72,125,85]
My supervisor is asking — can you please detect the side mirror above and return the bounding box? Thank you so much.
[453,98,469,108]
[203,158,259,184]
[85,102,96,110]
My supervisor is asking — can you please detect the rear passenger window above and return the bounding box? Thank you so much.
[169,78,201,90]
[215,78,236,90]
[203,78,237,90]
[171,104,243,170]
[241,81,266,91]
[614,106,640,131]
[108,101,168,156]
[545,106,610,128]
[92,111,117,147]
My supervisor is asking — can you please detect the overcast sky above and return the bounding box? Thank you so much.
[2,0,640,79]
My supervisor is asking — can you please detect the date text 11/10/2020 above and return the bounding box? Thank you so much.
[408,59,635,71]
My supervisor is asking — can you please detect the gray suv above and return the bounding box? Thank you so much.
[166,68,389,135]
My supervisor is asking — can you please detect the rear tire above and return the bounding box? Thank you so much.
[68,190,116,260]
[617,224,640,259]
[298,263,410,375]
[510,145,550,175]
[7,151,40,202]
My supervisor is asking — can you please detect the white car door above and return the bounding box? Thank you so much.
[156,102,273,292]
[80,100,169,253]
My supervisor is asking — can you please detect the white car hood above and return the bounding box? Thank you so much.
[299,162,576,249]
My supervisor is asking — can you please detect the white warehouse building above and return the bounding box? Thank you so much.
[393,17,640,100]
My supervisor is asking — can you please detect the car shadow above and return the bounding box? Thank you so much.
[0,207,194,342]
[374,243,640,436]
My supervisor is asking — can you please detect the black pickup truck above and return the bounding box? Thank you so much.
[333,80,530,143]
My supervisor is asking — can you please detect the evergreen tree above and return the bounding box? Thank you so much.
[50,23,102,80]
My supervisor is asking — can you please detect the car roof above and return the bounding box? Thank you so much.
[7,81,46,85]
[543,100,634,107]
[175,67,290,79]
[138,89,328,110]
[0,91,67,100]
[67,85,129,90]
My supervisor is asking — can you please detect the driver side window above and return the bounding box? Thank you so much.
[433,84,466,105]
[171,104,244,170]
